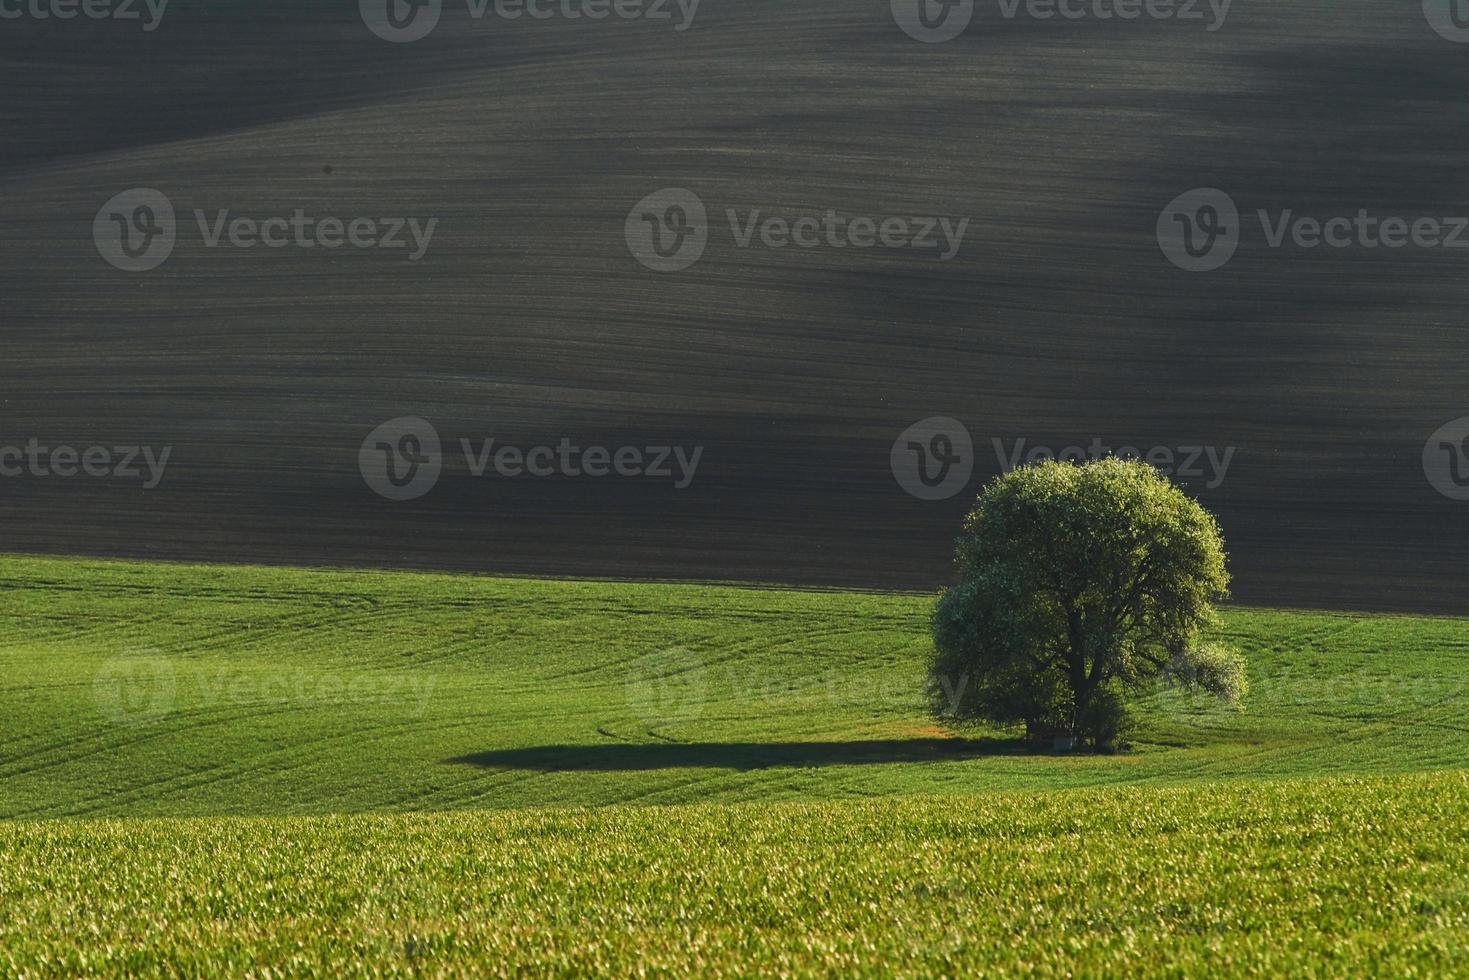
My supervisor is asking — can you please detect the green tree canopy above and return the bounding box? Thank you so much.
[930,457,1243,748]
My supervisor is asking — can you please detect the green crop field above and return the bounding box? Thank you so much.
[2,555,1468,974]
[3,774,1466,976]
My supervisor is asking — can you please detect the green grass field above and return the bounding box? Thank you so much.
[3,773,1466,976]
[2,555,1468,974]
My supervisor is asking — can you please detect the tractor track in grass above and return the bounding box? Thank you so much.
[3,556,1468,818]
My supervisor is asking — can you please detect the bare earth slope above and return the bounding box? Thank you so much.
[3,0,1467,610]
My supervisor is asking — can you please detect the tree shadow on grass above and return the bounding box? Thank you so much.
[448,738,1028,772]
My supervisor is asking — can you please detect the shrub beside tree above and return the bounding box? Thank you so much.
[929,457,1245,750]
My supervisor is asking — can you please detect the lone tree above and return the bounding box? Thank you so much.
[929,457,1244,749]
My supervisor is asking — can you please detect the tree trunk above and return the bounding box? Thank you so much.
[1065,613,1096,743]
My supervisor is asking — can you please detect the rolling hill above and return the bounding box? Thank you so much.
[2,555,1468,974]
[2,1,1468,610]
[3,555,1467,819]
